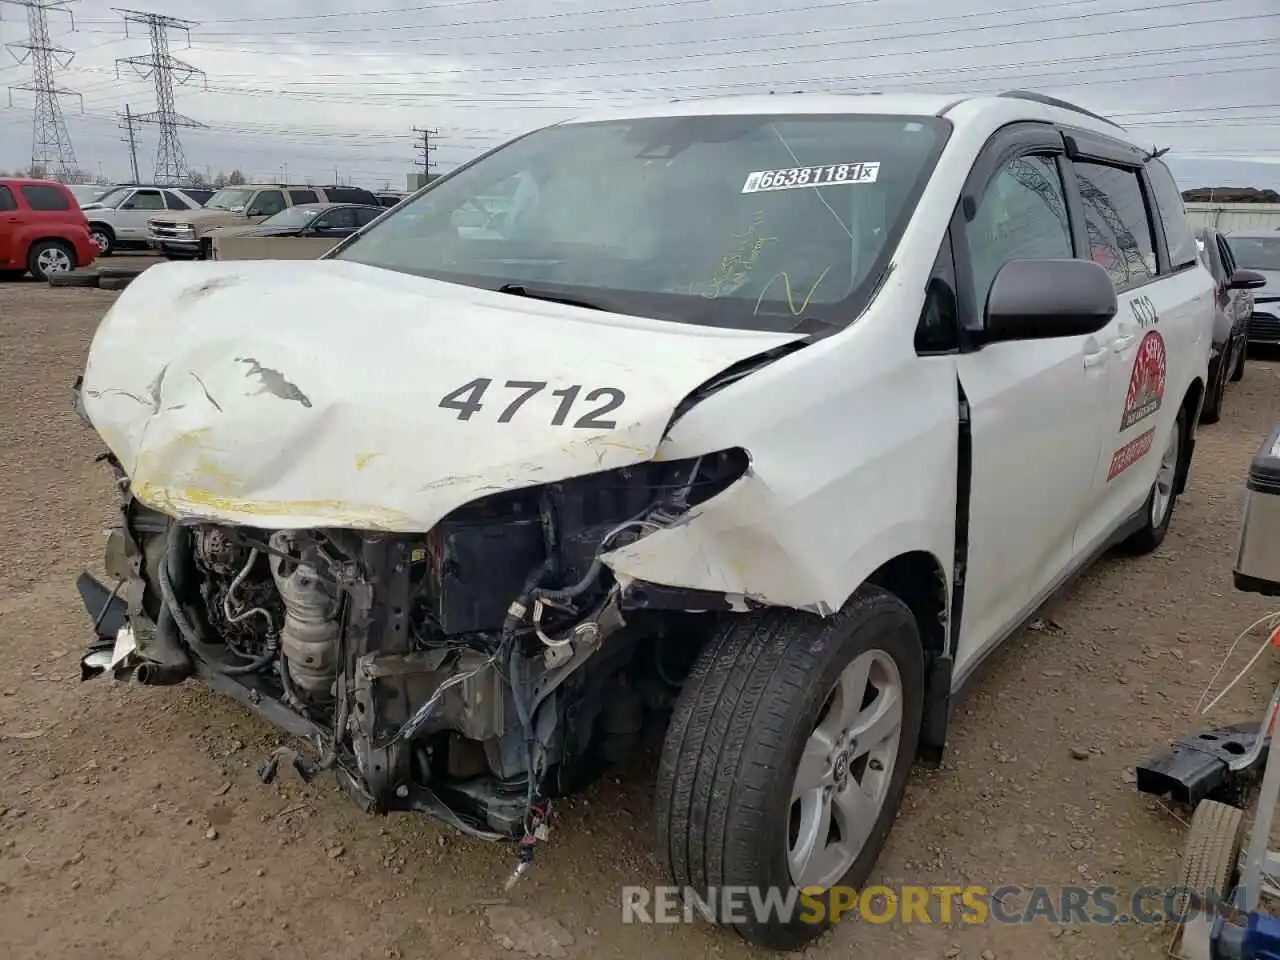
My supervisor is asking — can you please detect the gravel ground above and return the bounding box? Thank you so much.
[2,277,1279,960]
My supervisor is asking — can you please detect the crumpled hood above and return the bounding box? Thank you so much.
[81,259,801,531]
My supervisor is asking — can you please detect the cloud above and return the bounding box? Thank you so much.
[0,0,1276,188]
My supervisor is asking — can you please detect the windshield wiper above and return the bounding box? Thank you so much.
[497,283,606,311]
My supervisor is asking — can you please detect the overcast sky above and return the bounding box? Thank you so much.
[0,0,1276,189]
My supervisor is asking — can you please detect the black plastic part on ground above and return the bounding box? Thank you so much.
[1135,723,1267,807]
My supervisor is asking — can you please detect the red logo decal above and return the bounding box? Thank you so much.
[1120,331,1167,431]
[1108,428,1156,481]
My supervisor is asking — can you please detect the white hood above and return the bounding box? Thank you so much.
[81,259,800,531]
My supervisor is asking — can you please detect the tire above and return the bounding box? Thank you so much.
[1199,357,1224,425]
[88,224,114,256]
[1120,407,1186,555]
[27,239,76,281]
[97,264,145,280]
[1230,341,1246,382]
[1176,800,1243,917]
[48,271,100,288]
[655,585,925,951]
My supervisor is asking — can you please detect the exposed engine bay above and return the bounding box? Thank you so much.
[80,446,750,875]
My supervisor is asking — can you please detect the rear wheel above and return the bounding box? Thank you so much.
[1120,408,1186,555]
[1199,355,1225,425]
[27,239,75,281]
[655,585,924,950]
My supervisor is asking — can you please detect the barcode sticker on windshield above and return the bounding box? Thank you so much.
[741,162,880,193]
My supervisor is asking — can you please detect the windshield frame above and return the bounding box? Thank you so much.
[262,204,327,227]
[91,187,132,209]
[325,113,953,337]
[1228,234,1280,272]
[205,187,256,212]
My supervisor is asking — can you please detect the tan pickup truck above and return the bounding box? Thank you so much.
[146,183,380,259]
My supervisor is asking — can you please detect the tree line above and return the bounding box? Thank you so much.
[0,166,249,187]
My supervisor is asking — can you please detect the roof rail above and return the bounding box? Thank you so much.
[997,90,1126,131]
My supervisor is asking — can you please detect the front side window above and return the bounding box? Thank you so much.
[1073,161,1158,291]
[124,189,164,211]
[205,188,255,212]
[965,154,1074,311]
[332,113,950,334]
[21,184,70,211]
[313,208,357,231]
[1230,235,1280,271]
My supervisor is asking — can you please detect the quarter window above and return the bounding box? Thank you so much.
[20,184,70,211]
[0,185,15,211]
[1072,162,1158,291]
[1145,159,1198,271]
[965,154,1074,311]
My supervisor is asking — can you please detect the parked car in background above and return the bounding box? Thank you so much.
[81,184,216,255]
[1227,230,1280,345]
[1194,227,1265,422]
[147,183,382,259]
[0,177,98,280]
[205,202,384,243]
[375,191,408,208]
[65,183,113,207]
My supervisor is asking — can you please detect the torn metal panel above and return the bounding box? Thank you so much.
[79,259,803,532]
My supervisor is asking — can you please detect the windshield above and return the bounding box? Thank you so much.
[262,205,325,227]
[332,113,949,333]
[91,187,132,209]
[1230,236,1280,272]
[205,188,255,212]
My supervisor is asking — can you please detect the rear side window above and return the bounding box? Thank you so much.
[354,207,382,226]
[163,191,188,210]
[1072,161,1158,291]
[20,184,71,211]
[185,189,214,205]
[289,189,319,204]
[0,185,14,211]
[1145,160,1198,271]
[325,187,374,205]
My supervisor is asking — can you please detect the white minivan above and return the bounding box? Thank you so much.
[76,90,1213,950]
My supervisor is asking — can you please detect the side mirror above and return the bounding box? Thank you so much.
[1229,268,1267,291]
[980,259,1117,344]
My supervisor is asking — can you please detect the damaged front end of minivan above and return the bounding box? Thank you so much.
[73,260,807,879]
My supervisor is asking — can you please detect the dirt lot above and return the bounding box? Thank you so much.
[2,277,1279,960]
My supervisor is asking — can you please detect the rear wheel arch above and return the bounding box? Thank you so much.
[1177,378,1203,495]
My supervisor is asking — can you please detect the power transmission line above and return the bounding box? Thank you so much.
[1,0,81,179]
[114,8,205,184]
[413,126,437,173]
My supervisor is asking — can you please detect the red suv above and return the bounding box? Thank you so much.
[0,178,98,281]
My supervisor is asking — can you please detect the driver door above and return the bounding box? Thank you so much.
[952,126,1109,669]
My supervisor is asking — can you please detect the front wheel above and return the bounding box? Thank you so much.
[89,224,114,256]
[1120,408,1186,555]
[654,586,924,951]
[1230,341,1246,382]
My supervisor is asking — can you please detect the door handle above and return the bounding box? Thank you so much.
[1083,349,1108,369]
[1112,334,1136,351]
